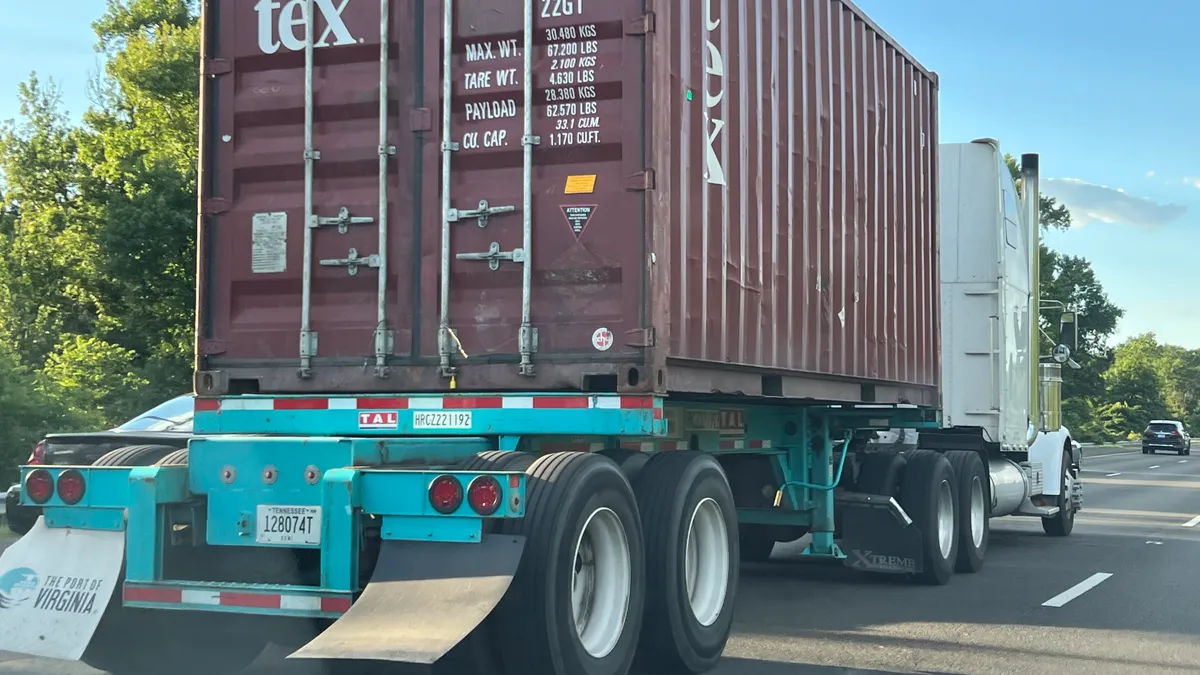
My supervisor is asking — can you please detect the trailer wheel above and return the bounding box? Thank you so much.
[597,448,650,480]
[632,451,738,673]
[154,449,190,466]
[898,450,958,586]
[492,452,644,675]
[94,444,180,467]
[944,450,988,573]
[1041,449,1076,537]
[459,449,536,472]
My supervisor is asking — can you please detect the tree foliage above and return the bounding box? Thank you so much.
[0,0,198,475]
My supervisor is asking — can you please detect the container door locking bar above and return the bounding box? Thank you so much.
[447,199,515,229]
[437,0,539,378]
[297,0,393,379]
[312,206,374,233]
[320,248,381,275]
[456,242,525,271]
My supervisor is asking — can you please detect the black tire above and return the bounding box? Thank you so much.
[155,449,190,466]
[94,444,180,467]
[633,452,738,674]
[944,451,989,574]
[597,448,650,480]
[1142,447,1149,454]
[1042,449,1076,537]
[491,452,645,675]
[897,450,958,586]
[83,609,267,675]
[459,450,536,472]
[856,452,907,496]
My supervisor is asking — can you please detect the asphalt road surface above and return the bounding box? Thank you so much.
[4,444,1200,675]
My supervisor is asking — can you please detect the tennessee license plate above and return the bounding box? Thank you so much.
[255,505,322,546]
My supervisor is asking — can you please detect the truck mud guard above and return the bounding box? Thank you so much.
[291,534,525,664]
[0,519,125,660]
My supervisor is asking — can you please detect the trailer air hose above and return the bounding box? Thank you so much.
[772,436,852,507]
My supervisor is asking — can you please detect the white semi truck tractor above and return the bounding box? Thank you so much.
[908,140,1083,550]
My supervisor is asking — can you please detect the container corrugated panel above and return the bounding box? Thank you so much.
[194,0,939,405]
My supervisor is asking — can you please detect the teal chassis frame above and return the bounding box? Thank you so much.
[19,393,940,619]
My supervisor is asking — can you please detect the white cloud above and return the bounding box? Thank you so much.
[1184,177,1200,189]
[1041,177,1186,229]
[1147,170,1156,178]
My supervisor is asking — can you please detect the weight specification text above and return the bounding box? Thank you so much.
[544,22,602,147]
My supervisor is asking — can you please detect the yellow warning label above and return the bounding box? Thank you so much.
[564,174,597,194]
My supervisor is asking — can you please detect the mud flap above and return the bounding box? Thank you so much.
[291,534,525,664]
[0,518,125,660]
[838,495,925,574]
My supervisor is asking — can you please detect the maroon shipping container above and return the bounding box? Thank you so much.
[195,0,940,406]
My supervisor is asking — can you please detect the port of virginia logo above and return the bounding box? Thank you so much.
[0,566,103,615]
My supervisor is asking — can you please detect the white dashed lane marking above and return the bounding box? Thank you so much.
[1183,515,1200,528]
[1149,465,1161,469]
[1106,472,1122,477]
[1042,573,1114,608]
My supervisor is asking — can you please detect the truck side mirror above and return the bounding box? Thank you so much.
[1059,311,1078,352]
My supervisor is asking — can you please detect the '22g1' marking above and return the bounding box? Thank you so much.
[542,0,583,18]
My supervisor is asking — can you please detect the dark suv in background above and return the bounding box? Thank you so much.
[1142,420,1191,455]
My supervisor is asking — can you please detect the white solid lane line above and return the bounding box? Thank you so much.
[1183,516,1200,528]
[1042,573,1114,608]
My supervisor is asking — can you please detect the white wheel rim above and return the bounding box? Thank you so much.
[571,507,632,658]
[684,497,730,627]
[935,479,954,559]
[968,475,986,548]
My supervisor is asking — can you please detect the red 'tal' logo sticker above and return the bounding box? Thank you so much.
[358,411,399,430]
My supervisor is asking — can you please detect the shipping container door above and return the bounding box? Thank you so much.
[201,0,417,379]
[419,0,648,382]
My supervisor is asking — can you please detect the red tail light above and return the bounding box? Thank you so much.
[467,476,502,516]
[27,441,46,465]
[428,475,463,514]
[56,470,86,505]
[24,469,54,504]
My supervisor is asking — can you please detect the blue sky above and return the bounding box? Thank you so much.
[3,1,1198,346]
[856,0,1200,348]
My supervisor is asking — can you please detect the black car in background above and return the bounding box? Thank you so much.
[5,395,196,535]
[1142,419,1192,456]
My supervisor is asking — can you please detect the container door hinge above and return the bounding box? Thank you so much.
[626,327,656,348]
[311,206,375,234]
[199,339,228,356]
[203,58,231,76]
[627,12,656,35]
[627,169,657,191]
[448,199,516,229]
[320,248,382,275]
[456,242,526,271]
[201,198,230,215]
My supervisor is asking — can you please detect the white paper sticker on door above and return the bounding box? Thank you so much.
[252,212,288,274]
